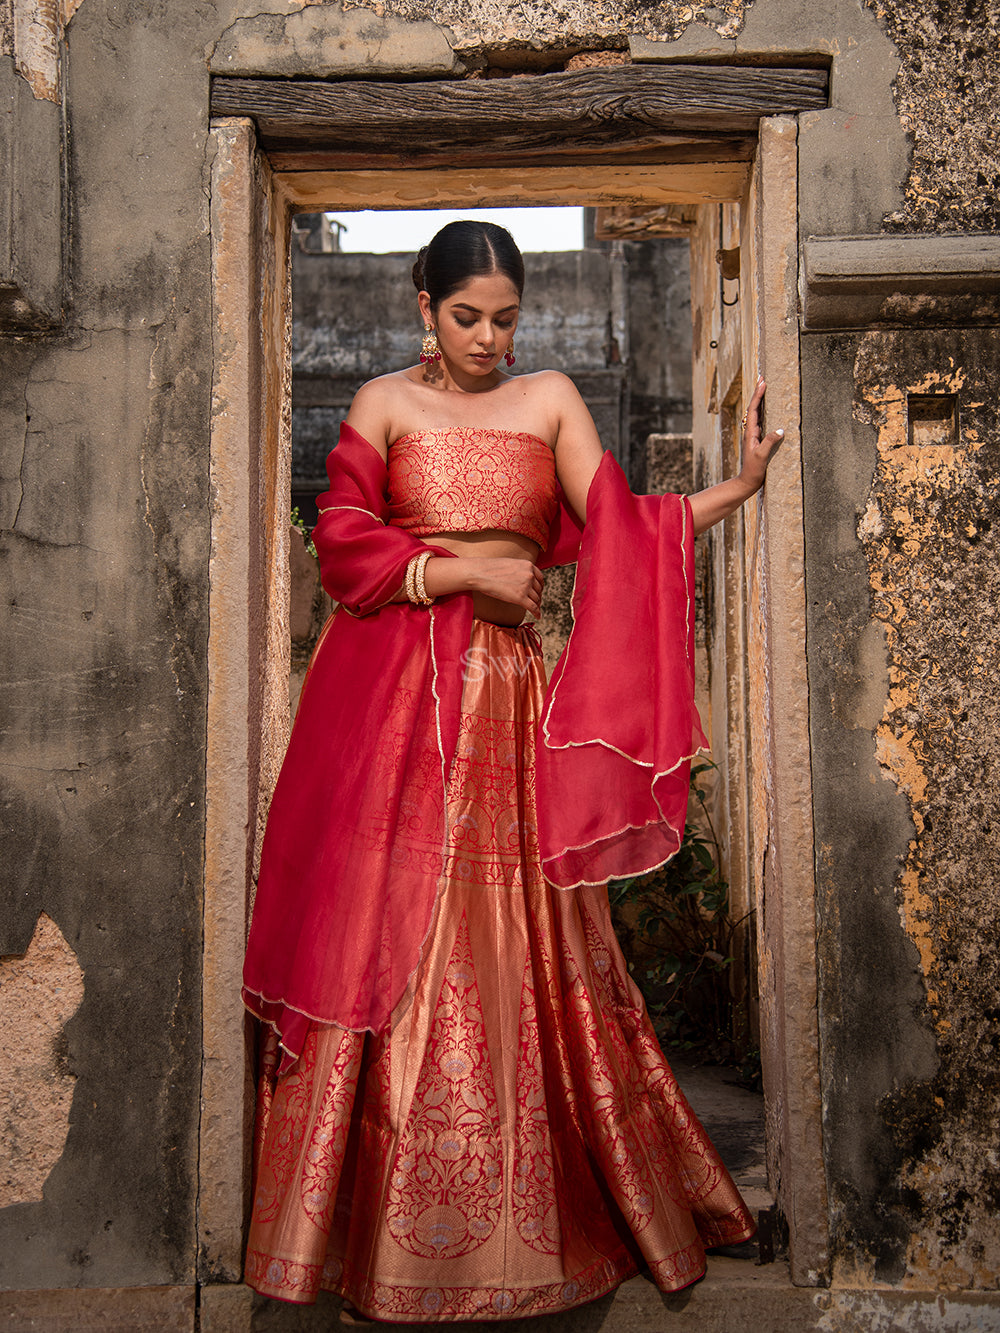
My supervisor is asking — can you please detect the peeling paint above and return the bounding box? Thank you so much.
[211,4,457,78]
[854,330,1000,1286]
[7,0,84,100]
[0,912,84,1207]
[13,0,57,100]
[328,0,749,56]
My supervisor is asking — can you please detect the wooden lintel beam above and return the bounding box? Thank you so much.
[275,161,752,212]
[595,203,701,239]
[267,136,757,173]
[211,65,828,155]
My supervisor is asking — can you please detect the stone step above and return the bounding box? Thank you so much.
[199,1266,1000,1333]
[4,1272,998,1331]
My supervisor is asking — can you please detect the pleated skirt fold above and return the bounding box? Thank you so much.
[245,620,754,1320]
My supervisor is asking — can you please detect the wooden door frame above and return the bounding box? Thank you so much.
[204,68,827,1288]
[690,120,826,1285]
[743,119,827,1285]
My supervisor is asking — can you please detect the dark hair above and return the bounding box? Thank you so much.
[412,220,525,309]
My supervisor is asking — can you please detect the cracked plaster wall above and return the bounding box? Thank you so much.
[211,0,747,70]
[1,0,998,1301]
[789,0,1000,1289]
[858,335,999,1286]
[804,327,1000,1288]
[0,0,218,1289]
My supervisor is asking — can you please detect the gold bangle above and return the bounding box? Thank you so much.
[404,552,433,606]
[414,550,433,605]
[405,555,420,604]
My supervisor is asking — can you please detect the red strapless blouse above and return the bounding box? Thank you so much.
[387,426,557,548]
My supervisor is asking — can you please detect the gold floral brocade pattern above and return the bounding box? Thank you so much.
[387,428,557,548]
[245,622,754,1320]
[386,917,503,1259]
[513,953,560,1254]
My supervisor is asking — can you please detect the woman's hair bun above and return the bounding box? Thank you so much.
[412,246,429,292]
[413,221,524,309]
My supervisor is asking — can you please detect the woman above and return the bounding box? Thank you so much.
[242,221,783,1321]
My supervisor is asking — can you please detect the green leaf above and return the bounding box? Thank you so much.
[693,843,715,870]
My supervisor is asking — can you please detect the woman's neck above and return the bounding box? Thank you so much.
[415,362,509,396]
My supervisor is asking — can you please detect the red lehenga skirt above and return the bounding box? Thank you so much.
[244,621,754,1320]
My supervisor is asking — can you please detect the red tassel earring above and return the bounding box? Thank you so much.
[504,338,516,367]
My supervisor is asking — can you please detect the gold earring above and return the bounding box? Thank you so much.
[420,325,441,363]
[504,337,516,368]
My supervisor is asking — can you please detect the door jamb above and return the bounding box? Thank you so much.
[204,104,825,1288]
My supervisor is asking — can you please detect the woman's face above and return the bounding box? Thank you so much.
[419,272,520,376]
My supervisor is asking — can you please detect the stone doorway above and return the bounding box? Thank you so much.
[204,67,826,1292]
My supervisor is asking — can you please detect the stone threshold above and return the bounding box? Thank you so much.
[201,1268,1000,1332]
[4,1269,1000,1331]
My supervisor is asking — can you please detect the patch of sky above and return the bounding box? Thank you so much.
[325,208,584,255]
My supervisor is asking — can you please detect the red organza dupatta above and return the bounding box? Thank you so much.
[242,427,473,1064]
[537,452,706,887]
[242,427,704,1063]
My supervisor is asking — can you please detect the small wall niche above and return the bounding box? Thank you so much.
[907,393,959,448]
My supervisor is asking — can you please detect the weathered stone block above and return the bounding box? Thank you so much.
[0,1286,195,1330]
[0,57,62,327]
[0,915,84,1210]
[211,8,458,80]
[802,233,1000,329]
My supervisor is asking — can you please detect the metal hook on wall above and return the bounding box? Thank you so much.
[716,245,740,306]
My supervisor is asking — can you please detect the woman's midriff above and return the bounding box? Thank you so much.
[427,529,540,627]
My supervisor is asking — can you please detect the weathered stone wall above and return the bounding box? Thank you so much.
[805,328,1000,1287]
[791,0,1000,1291]
[871,0,1000,235]
[0,0,997,1312]
[0,0,217,1294]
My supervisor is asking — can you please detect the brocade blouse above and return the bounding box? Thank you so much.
[387,427,557,548]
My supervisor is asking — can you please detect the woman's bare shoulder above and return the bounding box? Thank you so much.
[345,371,419,456]
[514,368,581,400]
[504,370,587,436]
[351,369,419,406]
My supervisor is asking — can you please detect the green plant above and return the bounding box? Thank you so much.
[609,762,751,1059]
[291,505,318,560]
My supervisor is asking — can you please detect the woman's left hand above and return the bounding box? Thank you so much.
[685,375,789,535]
[738,377,785,494]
